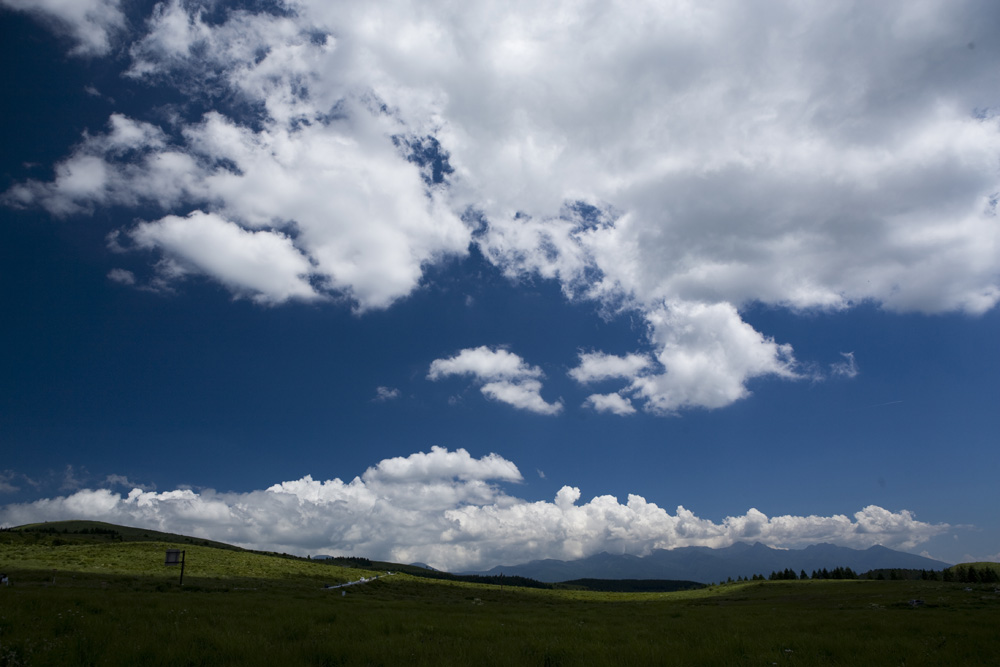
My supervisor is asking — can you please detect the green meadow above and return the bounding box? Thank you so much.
[1,526,999,666]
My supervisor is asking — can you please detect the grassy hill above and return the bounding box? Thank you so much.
[947,561,1000,575]
[8,519,246,551]
[2,521,999,665]
[1,521,380,587]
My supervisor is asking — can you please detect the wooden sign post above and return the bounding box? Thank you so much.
[164,549,186,586]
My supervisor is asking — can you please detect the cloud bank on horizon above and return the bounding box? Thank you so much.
[0,448,949,571]
[4,0,1000,416]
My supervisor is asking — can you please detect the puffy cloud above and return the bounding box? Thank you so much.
[448,2,1000,317]
[428,346,541,382]
[480,379,562,416]
[3,114,173,216]
[0,448,949,571]
[363,447,521,487]
[428,346,562,414]
[1,0,125,56]
[7,0,1000,409]
[569,352,651,384]
[582,393,635,416]
[6,112,469,313]
[630,302,800,414]
[575,302,800,414]
[129,211,319,305]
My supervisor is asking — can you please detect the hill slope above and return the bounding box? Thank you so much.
[11,519,244,551]
[2,523,379,585]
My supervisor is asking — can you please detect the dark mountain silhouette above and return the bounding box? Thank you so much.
[463,543,950,583]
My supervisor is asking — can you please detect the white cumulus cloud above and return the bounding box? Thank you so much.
[582,392,636,416]
[631,302,800,414]
[569,352,651,384]
[6,0,1000,411]
[129,211,319,305]
[428,346,542,382]
[0,448,949,572]
[429,346,562,415]
[575,302,801,414]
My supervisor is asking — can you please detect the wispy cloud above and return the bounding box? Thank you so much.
[0,471,21,494]
[0,0,125,56]
[107,268,136,285]
[831,352,859,379]
[962,551,1000,564]
[105,474,154,492]
[373,386,400,402]
[60,465,86,492]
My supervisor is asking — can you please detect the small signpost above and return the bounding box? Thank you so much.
[165,549,186,585]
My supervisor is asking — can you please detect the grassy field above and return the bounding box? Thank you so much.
[2,532,999,665]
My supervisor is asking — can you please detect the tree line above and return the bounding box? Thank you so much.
[724,565,999,584]
[727,567,860,582]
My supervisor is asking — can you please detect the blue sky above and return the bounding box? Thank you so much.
[1,0,998,570]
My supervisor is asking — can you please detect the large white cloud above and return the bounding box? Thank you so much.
[0,448,949,572]
[6,0,1000,408]
[570,305,799,414]
[631,302,800,414]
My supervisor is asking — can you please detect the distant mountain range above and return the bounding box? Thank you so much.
[463,543,951,583]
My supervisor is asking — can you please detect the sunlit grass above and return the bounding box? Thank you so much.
[1,540,372,586]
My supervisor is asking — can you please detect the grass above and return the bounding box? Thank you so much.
[0,540,368,586]
[2,532,999,665]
